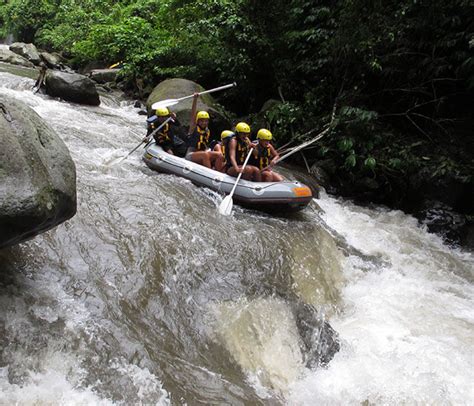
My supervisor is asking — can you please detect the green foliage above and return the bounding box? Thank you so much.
[364,157,377,170]
[1,0,59,42]
[339,107,378,124]
[337,138,353,152]
[264,102,303,144]
[344,153,357,169]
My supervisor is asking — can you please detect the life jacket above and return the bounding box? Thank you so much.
[222,134,235,167]
[195,126,211,151]
[235,137,249,165]
[256,143,272,169]
[154,122,171,143]
[147,116,171,143]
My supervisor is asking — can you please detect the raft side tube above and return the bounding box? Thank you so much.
[143,143,313,212]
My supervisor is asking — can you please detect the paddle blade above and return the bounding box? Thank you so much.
[104,156,125,167]
[218,195,233,216]
[151,99,178,110]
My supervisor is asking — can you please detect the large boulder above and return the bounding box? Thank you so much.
[0,47,34,68]
[0,94,77,249]
[45,70,100,106]
[146,78,232,135]
[9,42,41,65]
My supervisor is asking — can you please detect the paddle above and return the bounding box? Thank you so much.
[151,82,237,110]
[218,149,254,216]
[107,116,173,166]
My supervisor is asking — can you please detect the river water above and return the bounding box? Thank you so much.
[1,69,473,405]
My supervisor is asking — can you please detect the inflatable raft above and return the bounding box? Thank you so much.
[143,143,313,213]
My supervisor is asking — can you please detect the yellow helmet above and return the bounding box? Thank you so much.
[257,129,272,140]
[235,122,250,134]
[196,111,210,120]
[155,107,170,117]
[221,130,234,140]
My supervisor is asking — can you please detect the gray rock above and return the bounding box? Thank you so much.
[309,163,331,189]
[45,70,100,106]
[0,60,38,80]
[146,78,232,134]
[40,52,64,69]
[0,94,77,249]
[417,201,472,248]
[89,68,119,84]
[0,48,34,68]
[9,42,41,65]
[291,300,340,368]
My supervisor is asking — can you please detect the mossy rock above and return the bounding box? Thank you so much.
[146,78,232,136]
[0,94,77,249]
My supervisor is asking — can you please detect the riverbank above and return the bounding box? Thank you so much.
[306,126,474,250]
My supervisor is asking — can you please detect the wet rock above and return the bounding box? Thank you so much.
[0,60,38,80]
[309,160,338,194]
[9,42,41,65]
[268,288,341,370]
[40,52,64,70]
[290,301,340,368]
[0,48,34,68]
[0,94,77,249]
[45,70,100,106]
[89,68,119,84]
[146,78,232,135]
[309,163,331,190]
[417,201,472,247]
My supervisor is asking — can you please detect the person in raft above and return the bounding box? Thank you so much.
[213,130,235,172]
[146,107,186,157]
[185,93,223,169]
[253,129,283,182]
[226,122,261,181]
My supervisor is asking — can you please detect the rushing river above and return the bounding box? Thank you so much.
[1,69,473,405]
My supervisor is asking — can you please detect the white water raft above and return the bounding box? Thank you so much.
[143,143,313,213]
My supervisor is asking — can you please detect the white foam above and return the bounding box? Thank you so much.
[109,358,170,404]
[0,352,113,405]
[289,194,474,404]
